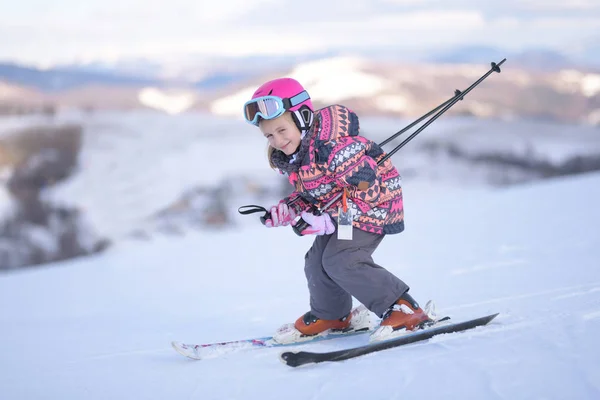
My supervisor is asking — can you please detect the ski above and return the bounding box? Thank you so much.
[279,313,499,367]
[171,327,372,360]
[172,305,377,360]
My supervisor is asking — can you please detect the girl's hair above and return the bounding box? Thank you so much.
[267,145,276,169]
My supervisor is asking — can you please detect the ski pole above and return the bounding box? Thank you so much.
[291,58,506,236]
[380,59,505,164]
[378,90,462,147]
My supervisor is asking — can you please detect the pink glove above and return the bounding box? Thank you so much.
[264,202,296,228]
[295,211,335,235]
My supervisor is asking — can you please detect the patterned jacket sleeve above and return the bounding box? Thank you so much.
[282,191,312,215]
[326,136,385,209]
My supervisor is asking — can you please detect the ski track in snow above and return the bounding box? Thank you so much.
[71,347,171,362]
[451,258,528,275]
[582,311,600,321]
[555,287,600,300]
[445,281,600,311]
[158,292,600,370]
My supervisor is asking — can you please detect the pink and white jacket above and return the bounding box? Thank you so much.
[271,104,405,235]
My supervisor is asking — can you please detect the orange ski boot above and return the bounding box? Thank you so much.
[380,292,431,331]
[294,311,352,336]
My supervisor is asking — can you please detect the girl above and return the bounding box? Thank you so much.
[243,77,431,342]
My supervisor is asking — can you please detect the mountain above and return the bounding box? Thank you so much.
[59,58,167,80]
[193,71,258,91]
[59,53,333,86]
[208,56,600,124]
[510,49,575,71]
[0,62,160,92]
[1,55,599,123]
[57,45,600,84]
[429,45,509,65]
[429,46,593,71]
[561,36,600,69]
[2,44,598,95]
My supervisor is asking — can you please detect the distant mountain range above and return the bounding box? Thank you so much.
[429,46,582,71]
[0,62,159,92]
[0,60,264,92]
[0,46,599,125]
[1,46,598,93]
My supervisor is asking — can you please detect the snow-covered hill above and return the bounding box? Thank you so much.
[1,170,599,399]
[209,56,600,124]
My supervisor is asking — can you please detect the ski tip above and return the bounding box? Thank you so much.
[171,341,187,354]
[482,313,500,325]
[279,351,295,360]
[171,341,202,360]
[171,341,186,351]
[279,351,293,366]
[279,351,304,368]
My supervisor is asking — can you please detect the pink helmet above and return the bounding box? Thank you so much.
[245,77,314,132]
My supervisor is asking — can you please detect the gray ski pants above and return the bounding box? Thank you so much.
[304,227,409,320]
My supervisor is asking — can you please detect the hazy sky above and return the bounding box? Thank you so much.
[1,0,598,66]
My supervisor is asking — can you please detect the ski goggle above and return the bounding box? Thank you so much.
[243,91,310,126]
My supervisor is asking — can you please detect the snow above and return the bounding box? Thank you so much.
[3,110,599,242]
[290,57,389,103]
[375,94,410,113]
[210,87,256,116]
[0,184,16,223]
[210,58,600,122]
[413,117,600,165]
[0,82,23,99]
[137,87,197,114]
[19,224,59,255]
[589,109,600,125]
[558,70,600,97]
[0,114,56,138]
[210,56,389,117]
[40,110,271,239]
[1,168,600,399]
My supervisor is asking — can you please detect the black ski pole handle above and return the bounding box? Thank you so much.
[237,204,309,234]
[239,202,306,228]
[292,207,322,236]
[292,217,310,236]
[237,205,271,225]
[239,200,314,231]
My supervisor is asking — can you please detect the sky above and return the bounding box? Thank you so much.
[0,0,599,67]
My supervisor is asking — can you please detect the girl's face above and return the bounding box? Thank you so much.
[259,113,302,155]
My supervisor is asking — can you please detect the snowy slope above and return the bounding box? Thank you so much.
[1,171,600,399]
[34,110,271,239]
